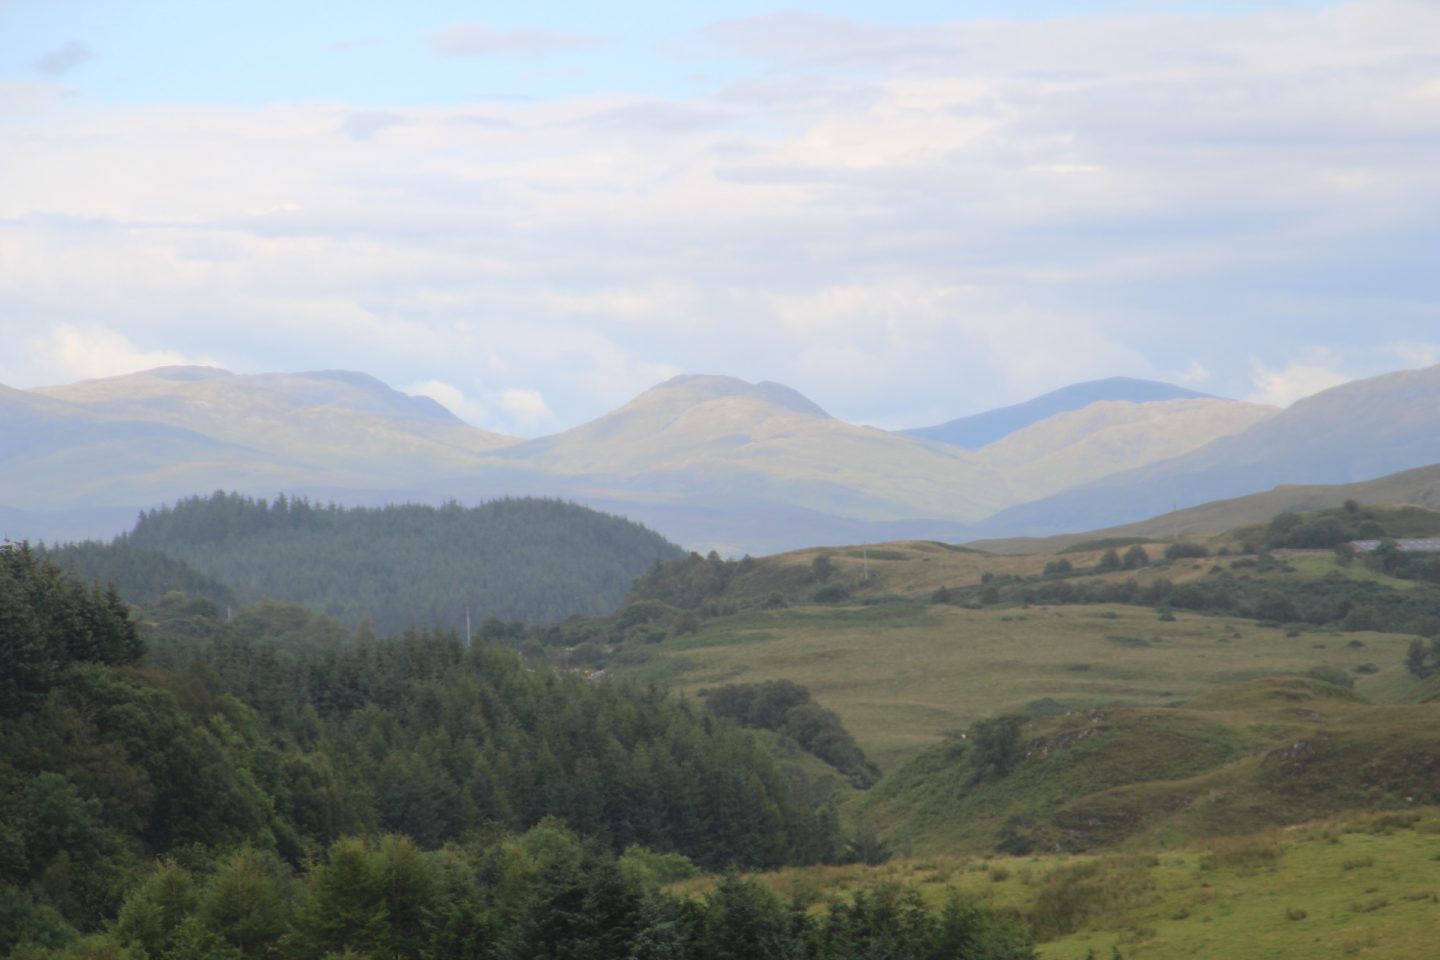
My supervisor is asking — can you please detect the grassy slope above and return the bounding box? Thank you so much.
[627,601,1419,773]
[620,537,1425,772]
[862,677,1440,855]
[970,469,1440,555]
[676,809,1440,960]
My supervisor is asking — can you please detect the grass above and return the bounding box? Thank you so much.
[621,600,1418,773]
[858,675,1440,856]
[671,809,1440,960]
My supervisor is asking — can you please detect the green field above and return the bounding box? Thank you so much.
[672,810,1440,960]
[620,600,1421,773]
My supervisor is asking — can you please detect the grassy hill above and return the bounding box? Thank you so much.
[678,807,1440,960]
[620,598,1424,773]
[605,503,1440,773]
[969,464,1440,555]
[862,676,1440,854]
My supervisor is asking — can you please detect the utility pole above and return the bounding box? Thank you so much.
[465,605,472,647]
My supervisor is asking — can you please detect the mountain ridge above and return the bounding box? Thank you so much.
[901,376,1214,449]
[976,364,1440,538]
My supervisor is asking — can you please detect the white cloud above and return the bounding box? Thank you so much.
[427,23,605,58]
[1168,362,1212,387]
[337,110,410,141]
[403,378,486,424]
[1386,340,1440,370]
[1,1,1437,427]
[1246,355,1352,408]
[499,388,555,431]
[10,324,215,387]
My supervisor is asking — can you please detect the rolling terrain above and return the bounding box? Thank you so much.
[978,364,1440,537]
[968,462,1440,555]
[900,377,1216,449]
[2,367,1294,552]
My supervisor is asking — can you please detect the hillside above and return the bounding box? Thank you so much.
[5,364,1438,553]
[863,676,1440,855]
[901,377,1214,448]
[972,398,1276,503]
[45,493,684,634]
[714,809,1440,960]
[494,374,1009,525]
[970,462,1440,555]
[36,366,515,477]
[0,547,876,959]
[550,501,1440,772]
[980,364,1440,537]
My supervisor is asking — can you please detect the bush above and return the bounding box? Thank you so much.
[1305,665,1355,689]
[1164,542,1210,561]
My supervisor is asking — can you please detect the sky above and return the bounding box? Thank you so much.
[2,0,1438,435]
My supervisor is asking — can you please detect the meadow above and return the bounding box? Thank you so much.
[670,809,1440,960]
[623,597,1422,773]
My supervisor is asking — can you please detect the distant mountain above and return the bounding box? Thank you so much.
[1,367,521,520]
[0,380,315,511]
[902,377,1213,449]
[36,366,515,474]
[6,364,1435,555]
[971,397,1276,503]
[977,365,1440,538]
[496,374,1008,524]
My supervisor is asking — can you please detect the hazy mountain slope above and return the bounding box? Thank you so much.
[1,382,320,509]
[498,374,1008,522]
[37,366,515,477]
[901,376,1212,448]
[973,397,1277,502]
[968,462,1440,554]
[976,365,1440,537]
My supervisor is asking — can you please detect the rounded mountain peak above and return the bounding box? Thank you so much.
[644,374,831,418]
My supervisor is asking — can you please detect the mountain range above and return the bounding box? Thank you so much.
[4,363,1439,553]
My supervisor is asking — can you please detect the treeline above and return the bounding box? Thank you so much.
[1,546,857,955]
[4,823,1035,959]
[43,493,684,634]
[703,681,882,788]
[969,566,1440,635]
[33,539,235,610]
[1,542,143,712]
[1258,502,1440,551]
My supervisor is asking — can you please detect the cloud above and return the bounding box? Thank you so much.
[1168,362,1212,387]
[427,23,606,58]
[1246,355,1352,407]
[1386,340,1440,370]
[2,2,1438,430]
[402,378,488,423]
[11,324,215,387]
[32,40,93,76]
[337,110,410,141]
[500,388,555,431]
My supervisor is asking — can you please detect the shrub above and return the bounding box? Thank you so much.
[1164,542,1210,560]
